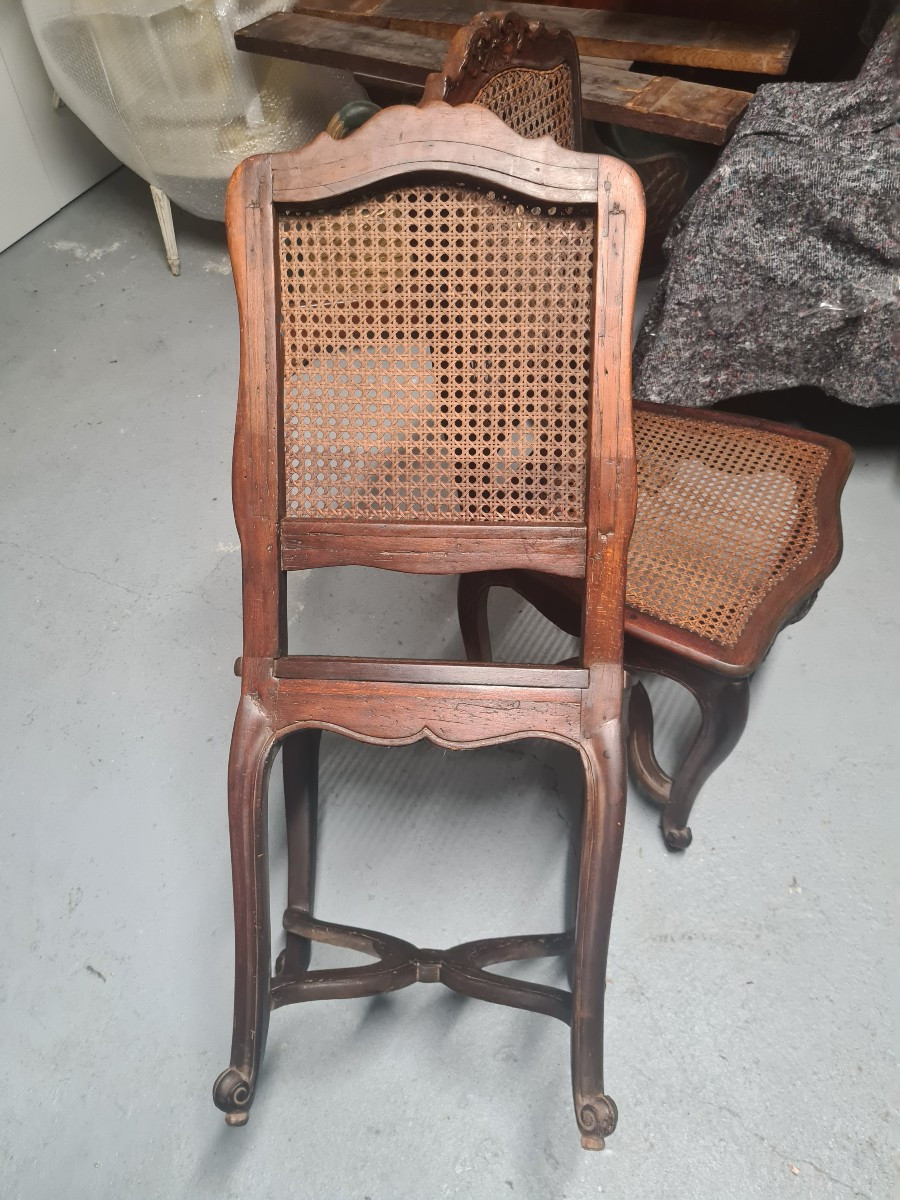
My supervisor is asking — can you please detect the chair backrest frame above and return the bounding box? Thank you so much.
[226,102,642,675]
[422,9,583,151]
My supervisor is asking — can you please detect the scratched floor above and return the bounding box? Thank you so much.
[1,168,896,1200]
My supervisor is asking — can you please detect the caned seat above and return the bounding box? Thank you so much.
[626,402,848,672]
[444,11,852,849]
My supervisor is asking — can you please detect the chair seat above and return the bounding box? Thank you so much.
[529,403,852,676]
[624,402,852,674]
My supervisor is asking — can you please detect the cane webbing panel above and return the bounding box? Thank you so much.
[628,410,830,647]
[279,186,594,523]
[472,64,576,150]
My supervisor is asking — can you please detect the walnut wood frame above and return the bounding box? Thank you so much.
[213,102,645,1150]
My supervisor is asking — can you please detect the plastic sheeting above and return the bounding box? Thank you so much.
[22,0,365,220]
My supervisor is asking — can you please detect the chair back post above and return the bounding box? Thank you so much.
[423,10,583,150]
[582,163,642,718]
[227,153,285,698]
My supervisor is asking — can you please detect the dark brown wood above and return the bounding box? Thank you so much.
[290,0,797,74]
[274,677,587,747]
[279,729,321,975]
[271,912,573,1022]
[235,12,752,145]
[214,102,644,1149]
[626,664,749,851]
[212,155,283,1128]
[280,518,586,575]
[212,694,277,1126]
[457,568,752,851]
[422,9,584,140]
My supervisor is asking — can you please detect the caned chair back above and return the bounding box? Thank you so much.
[227,103,643,667]
[422,10,582,151]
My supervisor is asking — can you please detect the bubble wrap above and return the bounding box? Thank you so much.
[22,0,366,220]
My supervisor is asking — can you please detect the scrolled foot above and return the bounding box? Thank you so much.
[663,822,693,851]
[577,1095,617,1150]
[214,1067,253,1126]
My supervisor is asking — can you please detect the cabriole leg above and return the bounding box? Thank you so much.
[570,720,627,1150]
[625,637,753,851]
[661,671,750,851]
[213,697,276,1126]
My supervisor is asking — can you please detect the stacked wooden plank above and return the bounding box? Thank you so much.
[235,1,799,145]
[288,1,796,72]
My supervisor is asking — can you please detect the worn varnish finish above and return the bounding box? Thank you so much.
[213,103,645,1150]
[281,519,587,575]
[234,11,752,145]
[290,0,797,74]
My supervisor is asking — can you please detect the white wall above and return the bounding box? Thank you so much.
[0,2,118,252]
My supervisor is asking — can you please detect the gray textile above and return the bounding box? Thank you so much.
[633,21,899,408]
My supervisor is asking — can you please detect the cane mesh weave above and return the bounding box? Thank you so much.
[471,64,576,149]
[279,185,594,523]
[627,409,830,647]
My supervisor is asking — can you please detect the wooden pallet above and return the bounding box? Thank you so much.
[288,0,797,74]
[235,12,752,144]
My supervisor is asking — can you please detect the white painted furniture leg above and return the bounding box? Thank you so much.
[150,185,180,276]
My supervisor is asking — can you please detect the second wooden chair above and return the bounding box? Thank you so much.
[431,10,853,850]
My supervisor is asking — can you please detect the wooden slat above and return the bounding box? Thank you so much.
[236,11,447,88]
[270,99,601,201]
[274,656,590,688]
[236,14,751,144]
[291,0,797,74]
[576,57,749,143]
[280,519,587,575]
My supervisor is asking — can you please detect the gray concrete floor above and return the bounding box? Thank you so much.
[1,169,897,1200]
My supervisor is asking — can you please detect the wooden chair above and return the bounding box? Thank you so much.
[432,11,854,850]
[213,101,645,1150]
